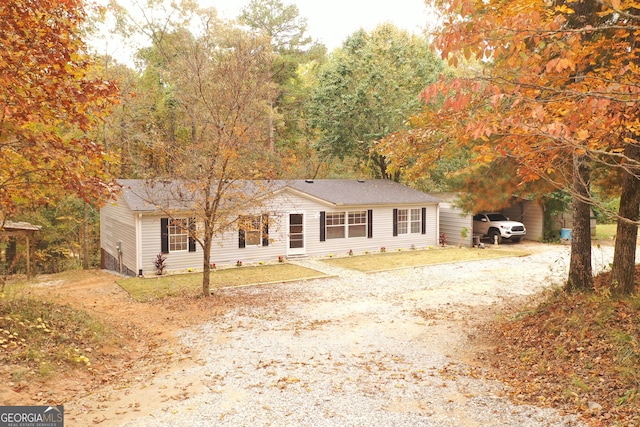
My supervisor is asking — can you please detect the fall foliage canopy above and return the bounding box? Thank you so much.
[0,0,118,219]
[381,0,640,192]
[378,0,640,292]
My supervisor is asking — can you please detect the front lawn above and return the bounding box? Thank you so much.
[323,246,529,272]
[118,263,326,301]
[594,223,617,241]
[118,247,530,301]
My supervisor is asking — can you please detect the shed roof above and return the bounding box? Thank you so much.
[115,179,440,212]
[1,221,42,233]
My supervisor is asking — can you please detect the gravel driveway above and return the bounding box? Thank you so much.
[77,242,617,426]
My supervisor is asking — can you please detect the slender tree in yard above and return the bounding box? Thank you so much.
[116,2,278,296]
[379,0,640,294]
[0,0,118,220]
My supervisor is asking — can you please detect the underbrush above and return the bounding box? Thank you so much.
[0,296,110,380]
[484,267,640,426]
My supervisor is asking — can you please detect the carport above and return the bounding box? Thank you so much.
[437,193,546,246]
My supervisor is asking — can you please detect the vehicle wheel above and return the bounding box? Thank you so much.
[512,237,521,243]
[489,229,501,244]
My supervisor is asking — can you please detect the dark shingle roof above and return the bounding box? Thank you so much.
[283,179,440,206]
[116,179,191,212]
[114,179,439,212]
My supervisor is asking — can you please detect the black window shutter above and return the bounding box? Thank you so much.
[262,214,269,247]
[320,211,326,242]
[392,209,398,237]
[161,218,169,254]
[367,209,373,239]
[421,207,427,235]
[239,229,246,248]
[188,217,196,252]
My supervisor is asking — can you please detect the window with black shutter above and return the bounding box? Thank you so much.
[238,214,269,248]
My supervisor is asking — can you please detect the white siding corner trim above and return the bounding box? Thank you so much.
[136,213,143,276]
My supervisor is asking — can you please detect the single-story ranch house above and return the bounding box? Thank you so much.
[100,179,442,276]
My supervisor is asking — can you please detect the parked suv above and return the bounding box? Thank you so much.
[473,213,526,243]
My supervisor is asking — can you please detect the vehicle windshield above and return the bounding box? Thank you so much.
[487,213,508,221]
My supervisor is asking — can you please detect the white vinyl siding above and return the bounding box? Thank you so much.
[438,202,473,247]
[100,200,137,274]
[103,187,440,275]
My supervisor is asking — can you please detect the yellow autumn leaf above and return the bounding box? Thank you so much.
[575,129,589,140]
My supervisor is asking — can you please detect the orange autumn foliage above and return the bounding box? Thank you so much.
[379,0,640,192]
[0,0,119,217]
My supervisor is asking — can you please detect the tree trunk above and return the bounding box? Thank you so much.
[119,107,130,178]
[566,153,594,292]
[202,233,212,297]
[82,202,90,270]
[6,237,16,269]
[611,142,640,295]
[269,101,275,152]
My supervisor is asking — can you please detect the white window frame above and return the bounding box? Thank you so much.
[410,208,421,234]
[240,215,264,246]
[348,211,367,238]
[326,212,345,239]
[169,218,189,252]
[397,209,408,235]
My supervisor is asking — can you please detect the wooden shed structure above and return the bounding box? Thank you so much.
[1,221,41,277]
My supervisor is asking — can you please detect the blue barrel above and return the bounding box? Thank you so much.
[561,228,572,240]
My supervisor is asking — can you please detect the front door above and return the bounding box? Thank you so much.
[288,213,305,255]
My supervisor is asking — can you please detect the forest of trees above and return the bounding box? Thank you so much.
[1,0,638,296]
[0,0,446,278]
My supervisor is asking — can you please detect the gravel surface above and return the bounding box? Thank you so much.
[82,242,619,426]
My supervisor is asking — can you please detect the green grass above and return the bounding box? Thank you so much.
[323,247,528,272]
[118,264,326,301]
[594,223,617,241]
[119,247,530,300]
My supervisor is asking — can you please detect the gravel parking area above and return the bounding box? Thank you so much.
[75,242,617,426]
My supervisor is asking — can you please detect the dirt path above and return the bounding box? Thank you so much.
[1,270,232,411]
